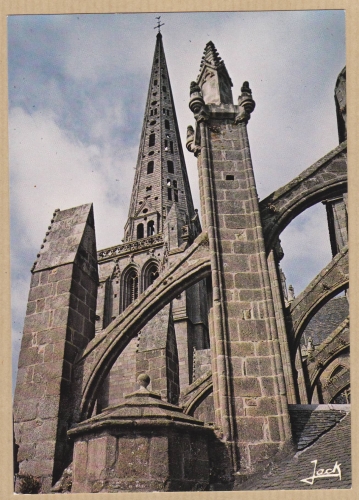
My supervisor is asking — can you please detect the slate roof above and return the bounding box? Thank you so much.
[236,406,351,490]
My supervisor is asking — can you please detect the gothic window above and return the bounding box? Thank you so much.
[147,220,155,236]
[167,109,170,116]
[173,180,177,188]
[170,141,174,153]
[144,263,159,290]
[163,86,167,92]
[154,108,157,115]
[163,109,166,114]
[154,79,158,85]
[164,139,168,148]
[147,161,154,174]
[137,223,144,239]
[124,268,139,309]
[150,110,153,116]
[174,190,179,202]
[149,134,155,147]
[165,119,170,130]
[167,160,174,173]
[168,188,172,200]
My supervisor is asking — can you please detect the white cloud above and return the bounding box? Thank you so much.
[8,12,345,388]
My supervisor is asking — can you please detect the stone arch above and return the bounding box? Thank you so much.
[74,234,211,421]
[147,220,155,236]
[137,223,144,239]
[288,246,348,350]
[141,258,160,291]
[305,318,349,392]
[322,367,350,403]
[259,142,347,253]
[181,373,213,417]
[120,264,140,312]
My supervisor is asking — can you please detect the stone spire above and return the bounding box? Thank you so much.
[124,33,196,243]
[196,41,233,105]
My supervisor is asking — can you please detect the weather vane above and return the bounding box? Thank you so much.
[154,16,165,33]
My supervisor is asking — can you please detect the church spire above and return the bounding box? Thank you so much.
[124,32,196,243]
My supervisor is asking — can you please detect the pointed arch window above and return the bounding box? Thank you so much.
[165,119,170,130]
[147,220,155,236]
[144,263,159,290]
[147,161,154,174]
[137,223,144,239]
[123,268,139,309]
[149,133,155,147]
[167,160,174,173]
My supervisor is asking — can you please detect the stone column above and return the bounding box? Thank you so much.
[267,249,297,404]
[13,204,98,492]
[188,79,292,475]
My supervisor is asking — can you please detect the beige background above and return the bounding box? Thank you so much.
[1,1,357,499]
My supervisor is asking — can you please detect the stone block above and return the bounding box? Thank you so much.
[116,437,150,477]
[234,272,261,289]
[230,342,255,357]
[246,356,274,377]
[260,376,277,396]
[238,320,268,341]
[14,398,38,422]
[34,440,56,460]
[245,396,278,417]
[72,440,88,485]
[236,417,265,443]
[268,416,281,442]
[56,278,72,295]
[23,311,50,334]
[233,377,262,397]
[26,301,37,315]
[45,293,71,310]
[48,265,73,283]
[37,396,60,419]
[28,283,54,302]
[20,458,54,477]
[225,215,250,229]
[149,436,170,479]
[87,436,108,479]
[17,442,36,461]
[248,442,281,467]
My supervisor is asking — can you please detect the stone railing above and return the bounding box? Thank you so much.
[97,233,164,262]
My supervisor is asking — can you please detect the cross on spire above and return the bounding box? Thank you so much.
[154,16,164,33]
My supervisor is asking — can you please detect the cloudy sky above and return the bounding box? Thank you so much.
[8,11,345,387]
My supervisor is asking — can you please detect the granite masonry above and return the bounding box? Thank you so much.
[13,33,349,493]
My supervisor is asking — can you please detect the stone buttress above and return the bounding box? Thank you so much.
[187,41,292,475]
[13,204,98,492]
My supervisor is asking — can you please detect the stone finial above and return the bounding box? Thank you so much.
[236,81,255,124]
[190,81,201,96]
[137,373,150,391]
[307,337,314,357]
[196,41,233,105]
[288,284,295,302]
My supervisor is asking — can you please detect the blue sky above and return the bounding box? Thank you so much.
[8,11,346,387]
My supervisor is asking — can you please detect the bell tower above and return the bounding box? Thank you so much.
[124,32,196,244]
